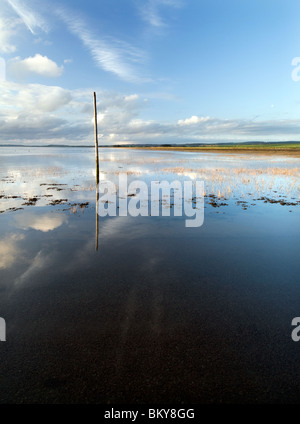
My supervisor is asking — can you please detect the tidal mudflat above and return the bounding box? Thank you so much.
[0,146,299,403]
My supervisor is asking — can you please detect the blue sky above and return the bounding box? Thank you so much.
[0,0,300,145]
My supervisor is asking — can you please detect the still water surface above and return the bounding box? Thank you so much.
[0,147,299,403]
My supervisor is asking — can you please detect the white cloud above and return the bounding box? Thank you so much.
[8,54,64,78]
[6,0,48,34]
[128,118,152,128]
[0,81,72,112]
[125,94,139,102]
[0,80,78,142]
[35,86,71,111]
[1,79,300,145]
[178,115,211,126]
[0,81,94,142]
[0,58,5,81]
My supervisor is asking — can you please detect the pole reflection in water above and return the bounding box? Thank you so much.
[96,183,99,251]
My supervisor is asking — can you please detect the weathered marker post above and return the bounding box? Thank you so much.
[94,92,99,251]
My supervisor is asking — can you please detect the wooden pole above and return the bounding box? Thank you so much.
[93,91,99,185]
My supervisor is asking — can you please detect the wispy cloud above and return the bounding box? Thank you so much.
[0,15,18,53]
[139,0,183,28]
[0,0,24,53]
[56,8,148,83]
[6,0,48,34]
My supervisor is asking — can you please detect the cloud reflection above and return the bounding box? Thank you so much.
[0,234,24,270]
[15,212,67,232]
[15,250,49,286]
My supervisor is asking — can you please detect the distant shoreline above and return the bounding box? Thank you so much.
[1,142,300,156]
[116,144,300,156]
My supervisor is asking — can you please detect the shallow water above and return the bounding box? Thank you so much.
[0,147,299,403]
